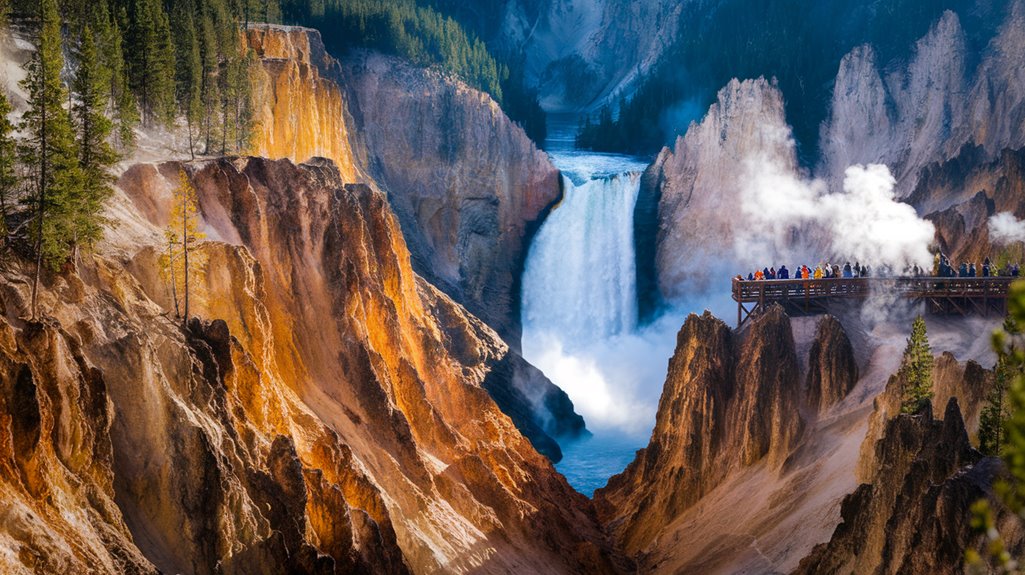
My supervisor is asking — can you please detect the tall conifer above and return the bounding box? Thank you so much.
[0,91,18,245]
[71,25,117,255]
[899,315,935,414]
[19,0,83,317]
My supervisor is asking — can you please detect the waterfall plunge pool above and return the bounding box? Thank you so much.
[521,145,683,496]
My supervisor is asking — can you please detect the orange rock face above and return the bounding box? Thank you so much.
[246,25,362,182]
[0,157,621,574]
[595,306,809,553]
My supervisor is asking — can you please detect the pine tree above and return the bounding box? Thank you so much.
[0,91,18,245]
[19,0,83,317]
[91,0,137,151]
[70,25,117,258]
[979,316,1021,456]
[128,0,176,127]
[980,355,1011,456]
[899,315,934,414]
[160,169,205,325]
[173,2,203,158]
[199,13,221,154]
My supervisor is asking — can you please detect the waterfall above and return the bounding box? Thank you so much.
[522,155,673,495]
[522,172,642,350]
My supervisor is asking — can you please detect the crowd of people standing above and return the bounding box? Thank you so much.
[934,253,1019,278]
[737,253,1021,282]
[738,262,870,282]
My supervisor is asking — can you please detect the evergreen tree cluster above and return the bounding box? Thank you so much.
[279,0,547,143]
[899,315,934,415]
[0,0,274,316]
[8,0,268,156]
[967,284,1025,571]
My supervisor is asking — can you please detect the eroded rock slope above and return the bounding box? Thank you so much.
[0,157,616,575]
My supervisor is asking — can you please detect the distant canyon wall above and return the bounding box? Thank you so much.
[820,4,1025,200]
[339,51,561,344]
[645,1,1025,306]
[246,25,560,346]
[495,0,681,112]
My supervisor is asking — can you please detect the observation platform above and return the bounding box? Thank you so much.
[732,277,1017,328]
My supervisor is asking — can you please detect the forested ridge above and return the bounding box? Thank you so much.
[278,0,547,143]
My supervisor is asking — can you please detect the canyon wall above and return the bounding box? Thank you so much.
[594,307,852,557]
[0,157,616,574]
[593,304,1014,573]
[820,2,1025,199]
[242,25,584,444]
[246,25,363,182]
[340,51,561,343]
[645,77,799,301]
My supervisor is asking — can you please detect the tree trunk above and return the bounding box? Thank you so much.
[187,112,195,160]
[168,238,180,317]
[182,194,189,326]
[31,52,49,321]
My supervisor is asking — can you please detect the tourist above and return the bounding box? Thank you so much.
[843,262,853,278]
[769,266,777,280]
[755,269,764,280]
[983,261,991,277]
[779,265,789,279]
[814,266,823,279]
[959,262,968,277]
[1014,263,1020,277]
[969,263,977,277]
[748,272,754,281]
[832,263,841,278]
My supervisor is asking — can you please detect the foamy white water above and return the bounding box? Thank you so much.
[522,150,678,494]
[522,172,642,347]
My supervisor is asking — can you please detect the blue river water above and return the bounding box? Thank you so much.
[522,118,666,496]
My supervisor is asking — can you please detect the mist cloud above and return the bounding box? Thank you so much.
[989,212,1025,244]
[740,156,935,271]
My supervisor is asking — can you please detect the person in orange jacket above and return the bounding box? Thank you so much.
[754,269,765,280]
[801,265,810,279]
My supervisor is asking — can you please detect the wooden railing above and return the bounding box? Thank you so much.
[731,276,1017,327]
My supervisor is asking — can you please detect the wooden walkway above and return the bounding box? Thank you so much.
[732,277,1017,327]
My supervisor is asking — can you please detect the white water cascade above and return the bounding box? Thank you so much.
[521,147,681,495]
[521,173,641,348]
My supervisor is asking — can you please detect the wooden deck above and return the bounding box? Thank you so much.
[731,277,1017,327]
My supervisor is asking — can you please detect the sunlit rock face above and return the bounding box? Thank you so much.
[593,306,851,555]
[821,3,1025,198]
[0,157,616,575]
[341,52,561,343]
[647,78,798,301]
[806,315,859,413]
[797,399,1021,575]
[246,25,362,182]
[857,348,993,484]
